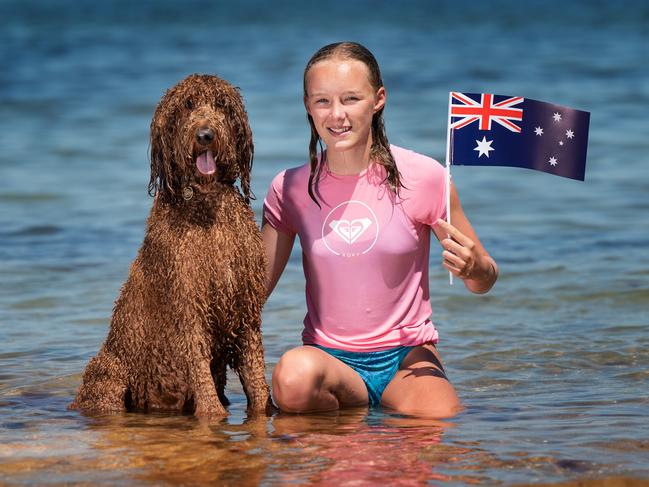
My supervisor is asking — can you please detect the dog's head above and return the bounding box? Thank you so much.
[148,74,254,204]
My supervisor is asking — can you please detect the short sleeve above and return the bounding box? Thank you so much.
[395,147,448,227]
[263,170,298,235]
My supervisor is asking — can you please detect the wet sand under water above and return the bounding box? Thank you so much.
[1,376,648,487]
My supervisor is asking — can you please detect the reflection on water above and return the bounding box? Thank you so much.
[269,412,450,485]
[2,382,649,486]
[0,386,450,486]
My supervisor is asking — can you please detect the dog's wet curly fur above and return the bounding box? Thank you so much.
[70,74,272,416]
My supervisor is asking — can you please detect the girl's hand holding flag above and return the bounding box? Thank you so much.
[433,184,498,294]
[434,218,498,294]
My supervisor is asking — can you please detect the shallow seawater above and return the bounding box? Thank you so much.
[2,0,649,485]
[2,380,649,486]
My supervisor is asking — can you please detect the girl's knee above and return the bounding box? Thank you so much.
[272,347,324,412]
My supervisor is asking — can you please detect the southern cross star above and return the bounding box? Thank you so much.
[534,126,544,136]
[549,156,558,166]
[474,136,494,158]
[553,112,562,122]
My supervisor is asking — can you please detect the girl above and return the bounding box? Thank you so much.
[262,42,497,418]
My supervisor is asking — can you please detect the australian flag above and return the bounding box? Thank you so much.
[448,92,590,181]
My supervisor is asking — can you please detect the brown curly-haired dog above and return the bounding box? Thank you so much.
[70,74,272,416]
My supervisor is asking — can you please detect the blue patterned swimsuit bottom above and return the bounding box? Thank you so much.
[309,344,415,406]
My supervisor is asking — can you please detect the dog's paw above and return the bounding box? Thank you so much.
[194,405,228,418]
[246,397,278,417]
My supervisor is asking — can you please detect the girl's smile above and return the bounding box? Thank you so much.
[328,126,351,136]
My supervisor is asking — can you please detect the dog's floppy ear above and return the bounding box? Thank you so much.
[233,87,255,204]
[148,117,165,198]
[148,88,181,202]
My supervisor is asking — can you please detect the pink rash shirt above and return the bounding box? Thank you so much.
[263,145,447,352]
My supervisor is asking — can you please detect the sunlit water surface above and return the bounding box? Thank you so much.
[2,1,649,485]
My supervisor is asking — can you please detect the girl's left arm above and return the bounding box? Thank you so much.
[432,182,498,294]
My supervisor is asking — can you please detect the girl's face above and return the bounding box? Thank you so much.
[304,58,386,157]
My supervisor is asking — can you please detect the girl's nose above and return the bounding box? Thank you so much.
[329,100,345,120]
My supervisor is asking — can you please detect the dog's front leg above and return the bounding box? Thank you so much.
[235,324,274,415]
[191,358,228,417]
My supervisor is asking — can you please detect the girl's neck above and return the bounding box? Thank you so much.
[325,138,373,176]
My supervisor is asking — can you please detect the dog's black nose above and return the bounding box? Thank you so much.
[196,128,215,145]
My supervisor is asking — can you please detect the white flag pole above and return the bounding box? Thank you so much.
[444,92,453,285]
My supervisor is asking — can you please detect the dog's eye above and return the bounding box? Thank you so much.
[185,99,194,109]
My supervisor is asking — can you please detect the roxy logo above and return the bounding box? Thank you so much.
[321,200,379,257]
[329,218,373,244]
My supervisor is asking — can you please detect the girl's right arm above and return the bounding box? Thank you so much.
[261,216,296,299]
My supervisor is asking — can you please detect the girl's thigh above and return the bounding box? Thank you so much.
[380,343,463,418]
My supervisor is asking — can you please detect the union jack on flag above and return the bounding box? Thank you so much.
[450,92,523,132]
[447,92,590,181]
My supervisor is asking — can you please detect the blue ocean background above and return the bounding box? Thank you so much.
[1,0,648,485]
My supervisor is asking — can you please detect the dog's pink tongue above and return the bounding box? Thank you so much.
[196,150,216,175]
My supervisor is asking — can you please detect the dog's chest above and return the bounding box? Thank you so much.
[180,215,260,270]
[147,197,264,293]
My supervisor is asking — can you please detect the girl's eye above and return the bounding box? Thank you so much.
[315,98,328,104]
[345,96,360,103]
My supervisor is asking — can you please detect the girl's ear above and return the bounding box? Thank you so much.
[374,86,387,113]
